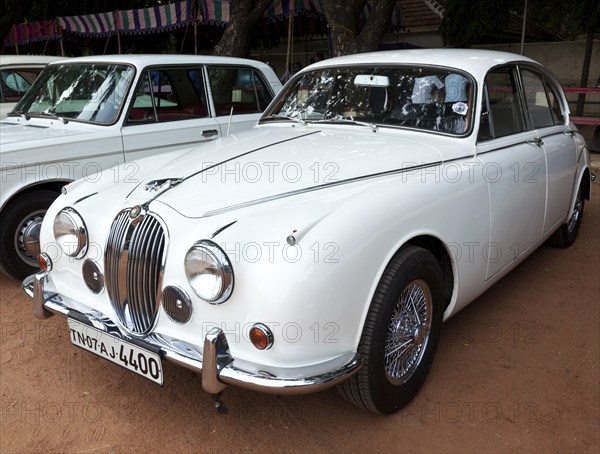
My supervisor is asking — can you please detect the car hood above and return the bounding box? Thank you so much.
[0,118,94,147]
[116,125,451,218]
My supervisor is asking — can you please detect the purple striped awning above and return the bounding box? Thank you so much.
[201,0,399,29]
[58,12,117,37]
[116,1,193,35]
[3,20,62,47]
[200,0,230,26]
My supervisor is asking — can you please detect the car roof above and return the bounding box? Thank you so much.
[304,48,541,80]
[46,54,273,71]
[0,55,66,67]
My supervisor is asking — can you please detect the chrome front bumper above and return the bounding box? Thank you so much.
[22,272,363,396]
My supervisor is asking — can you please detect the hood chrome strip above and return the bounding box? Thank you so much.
[200,160,445,218]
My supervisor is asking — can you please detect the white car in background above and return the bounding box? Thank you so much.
[0,55,64,118]
[23,49,592,414]
[0,54,282,279]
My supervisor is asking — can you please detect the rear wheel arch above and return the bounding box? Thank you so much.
[581,168,591,201]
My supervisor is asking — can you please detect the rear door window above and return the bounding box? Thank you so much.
[521,69,555,129]
[128,66,208,123]
[479,66,526,140]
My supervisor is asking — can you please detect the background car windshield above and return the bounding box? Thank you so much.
[1,68,45,103]
[14,64,134,123]
[265,66,474,135]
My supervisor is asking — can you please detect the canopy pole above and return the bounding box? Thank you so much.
[520,0,527,55]
[180,23,189,54]
[285,13,293,81]
[59,38,64,56]
[103,34,111,55]
[194,22,197,55]
[42,36,49,55]
[117,31,121,54]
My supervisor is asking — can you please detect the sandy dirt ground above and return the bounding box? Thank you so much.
[1,181,598,453]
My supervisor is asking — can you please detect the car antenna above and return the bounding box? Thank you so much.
[226,106,234,136]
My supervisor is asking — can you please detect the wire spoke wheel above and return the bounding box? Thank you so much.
[384,279,432,385]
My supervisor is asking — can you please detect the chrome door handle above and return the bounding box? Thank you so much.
[202,129,219,138]
[527,138,544,147]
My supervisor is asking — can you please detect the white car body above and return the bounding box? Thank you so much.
[24,49,592,414]
[0,54,281,279]
[0,55,64,118]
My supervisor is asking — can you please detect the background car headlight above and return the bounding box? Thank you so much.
[53,208,88,258]
[185,240,233,304]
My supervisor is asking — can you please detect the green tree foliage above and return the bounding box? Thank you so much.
[523,0,599,37]
[440,0,512,47]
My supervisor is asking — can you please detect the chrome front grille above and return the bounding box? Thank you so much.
[105,209,166,335]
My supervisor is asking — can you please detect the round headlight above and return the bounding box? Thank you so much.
[185,240,233,304]
[53,208,88,258]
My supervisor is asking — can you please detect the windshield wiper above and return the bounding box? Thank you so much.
[260,114,306,125]
[312,117,378,132]
[39,111,69,124]
[7,111,30,120]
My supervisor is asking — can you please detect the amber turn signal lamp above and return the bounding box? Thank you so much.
[38,253,52,272]
[249,323,274,350]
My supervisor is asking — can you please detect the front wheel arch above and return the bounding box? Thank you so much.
[337,244,445,414]
[0,183,67,280]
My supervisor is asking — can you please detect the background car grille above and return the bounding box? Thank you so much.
[104,209,166,335]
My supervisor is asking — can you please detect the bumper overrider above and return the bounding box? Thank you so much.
[22,272,363,396]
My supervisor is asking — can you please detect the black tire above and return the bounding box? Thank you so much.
[337,245,444,415]
[547,184,585,248]
[0,190,59,281]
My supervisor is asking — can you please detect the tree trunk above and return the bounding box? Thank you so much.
[575,31,594,116]
[321,0,397,57]
[212,0,272,58]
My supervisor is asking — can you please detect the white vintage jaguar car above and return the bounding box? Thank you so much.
[1,54,281,280]
[23,49,592,414]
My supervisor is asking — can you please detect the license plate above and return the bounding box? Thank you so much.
[67,318,163,385]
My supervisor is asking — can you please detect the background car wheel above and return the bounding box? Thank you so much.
[548,184,585,248]
[0,190,59,281]
[337,245,444,414]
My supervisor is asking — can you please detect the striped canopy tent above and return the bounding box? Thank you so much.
[200,0,230,26]
[200,0,325,26]
[115,1,196,35]
[200,0,400,29]
[58,12,117,37]
[3,20,62,48]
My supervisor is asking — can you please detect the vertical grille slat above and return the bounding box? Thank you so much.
[104,209,166,335]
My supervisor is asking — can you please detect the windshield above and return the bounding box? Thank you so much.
[13,63,135,124]
[262,65,475,135]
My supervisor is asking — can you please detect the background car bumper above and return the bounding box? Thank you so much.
[22,272,363,396]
